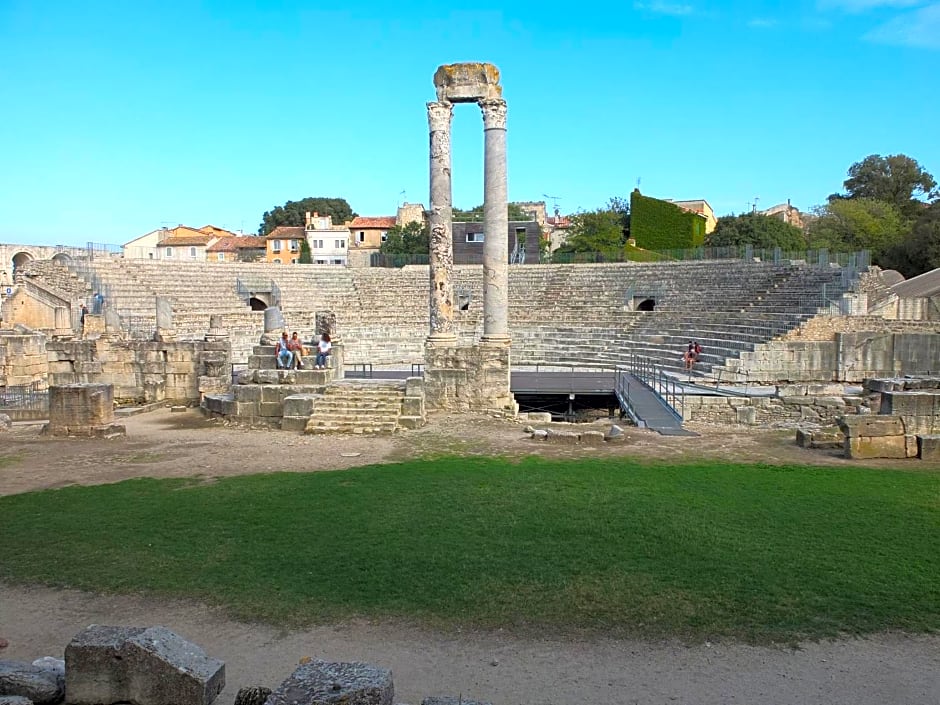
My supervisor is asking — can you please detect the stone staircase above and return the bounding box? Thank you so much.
[301,379,424,434]
[203,343,426,433]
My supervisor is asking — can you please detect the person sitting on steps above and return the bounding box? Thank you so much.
[288,331,305,369]
[275,332,293,369]
[315,333,332,370]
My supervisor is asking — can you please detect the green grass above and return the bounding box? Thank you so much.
[1,457,938,642]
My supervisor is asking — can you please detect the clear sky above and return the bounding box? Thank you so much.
[1,0,938,247]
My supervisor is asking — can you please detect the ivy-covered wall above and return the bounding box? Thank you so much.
[630,189,706,251]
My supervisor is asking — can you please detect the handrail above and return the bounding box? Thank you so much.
[618,354,685,421]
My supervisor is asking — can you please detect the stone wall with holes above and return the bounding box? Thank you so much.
[0,330,48,387]
[45,337,231,404]
[683,384,867,426]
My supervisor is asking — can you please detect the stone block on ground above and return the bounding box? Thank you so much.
[917,434,940,461]
[264,660,393,705]
[844,435,910,460]
[0,414,11,432]
[234,686,272,705]
[65,625,225,705]
[795,428,843,450]
[545,430,579,445]
[838,415,905,438]
[605,424,625,442]
[580,430,605,445]
[0,660,63,705]
[421,698,493,705]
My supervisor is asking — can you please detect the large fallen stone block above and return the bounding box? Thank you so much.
[795,428,843,450]
[838,415,905,438]
[65,626,225,705]
[917,434,940,461]
[844,435,916,460]
[264,660,392,705]
[0,660,63,704]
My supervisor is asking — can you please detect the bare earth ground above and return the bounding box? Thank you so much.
[1,409,938,704]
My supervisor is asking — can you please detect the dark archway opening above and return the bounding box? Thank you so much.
[12,252,33,273]
[52,253,73,266]
[636,298,656,311]
[248,297,268,311]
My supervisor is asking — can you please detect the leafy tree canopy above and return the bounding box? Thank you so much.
[453,203,532,222]
[555,208,625,256]
[707,213,805,250]
[379,221,429,256]
[878,201,940,278]
[807,198,910,259]
[298,237,313,264]
[258,197,357,236]
[838,154,937,217]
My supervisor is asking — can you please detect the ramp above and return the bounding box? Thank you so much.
[616,371,697,436]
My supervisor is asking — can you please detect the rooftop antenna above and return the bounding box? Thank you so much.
[753,195,760,213]
[636,176,642,189]
[542,193,562,218]
[399,189,406,207]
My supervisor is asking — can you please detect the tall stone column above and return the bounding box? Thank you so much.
[480,98,509,342]
[427,101,456,342]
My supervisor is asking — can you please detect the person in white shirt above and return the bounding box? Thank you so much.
[315,334,332,369]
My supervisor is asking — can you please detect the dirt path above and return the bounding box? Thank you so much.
[1,409,937,704]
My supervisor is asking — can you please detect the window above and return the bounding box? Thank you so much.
[273,258,281,264]
[340,240,345,249]
[381,231,388,242]
[332,259,343,265]
[358,231,365,242]
[190,247,197,258]
[272,240,282,253]
[466,232,484,243]
[217,253,224,262]
[289,240,299,252]
[291,258,298,264]
[165,247,173,257]
[335,239,343,249]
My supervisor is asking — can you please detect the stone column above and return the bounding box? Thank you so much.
[480,98,509,342]
[154,297,176,342]
[261,307,285,345]
[427,101,456,342]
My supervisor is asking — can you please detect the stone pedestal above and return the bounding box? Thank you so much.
[261,307,286,345]
[42,383,125,438]
[154,297,176,342]
[424,340,515,416]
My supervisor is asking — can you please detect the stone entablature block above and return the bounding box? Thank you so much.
[433,62,502,103]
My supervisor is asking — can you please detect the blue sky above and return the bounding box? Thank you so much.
[1,0,938,246]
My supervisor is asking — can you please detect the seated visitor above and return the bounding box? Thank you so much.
[275,332,293,369]
[315,333,332,369]
[288,331,305,369]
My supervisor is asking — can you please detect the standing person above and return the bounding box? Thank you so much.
[315,333,332,369]
[275,332,293,369]
[92,291,104,314]
[288,331,305,369]
[80,304,88,325]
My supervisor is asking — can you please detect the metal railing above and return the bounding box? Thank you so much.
[0,382,49,411]
[617,355,685,421]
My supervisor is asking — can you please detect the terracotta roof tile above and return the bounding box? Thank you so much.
[159,234,213,246]
[207,236,267,252]
[267,226,305,240]
[348,216,396,229]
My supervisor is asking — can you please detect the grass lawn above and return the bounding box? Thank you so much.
[1,456,938,642]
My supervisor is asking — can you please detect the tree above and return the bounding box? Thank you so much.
[840,154,938,217]
[606,196,631,239]
[707,212,806,250]
[380,221,429,255]
[807,198,910,259]
[298,237,313,264]
[453,203,532,221]
[878,201,940,277]
[555,208,624,256]
[258,197,356,235]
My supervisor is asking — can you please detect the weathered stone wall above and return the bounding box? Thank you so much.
[424,341,515,415]
[683,384,866,426]
[0,331,48,387]
[723,331,940,383]
[46,337,231,404]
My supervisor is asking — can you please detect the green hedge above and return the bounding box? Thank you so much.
[630,190,706,251]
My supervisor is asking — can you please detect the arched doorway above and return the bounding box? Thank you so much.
[51,253,73,266]
[636,298,656,311]
[12,251,33,273]
[248,297,268,311]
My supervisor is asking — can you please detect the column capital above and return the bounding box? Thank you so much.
[427,101,453,132]
[479,98,507,130]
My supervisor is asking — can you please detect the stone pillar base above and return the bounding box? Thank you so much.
[424,340,516,417]
[43,383,126,438]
